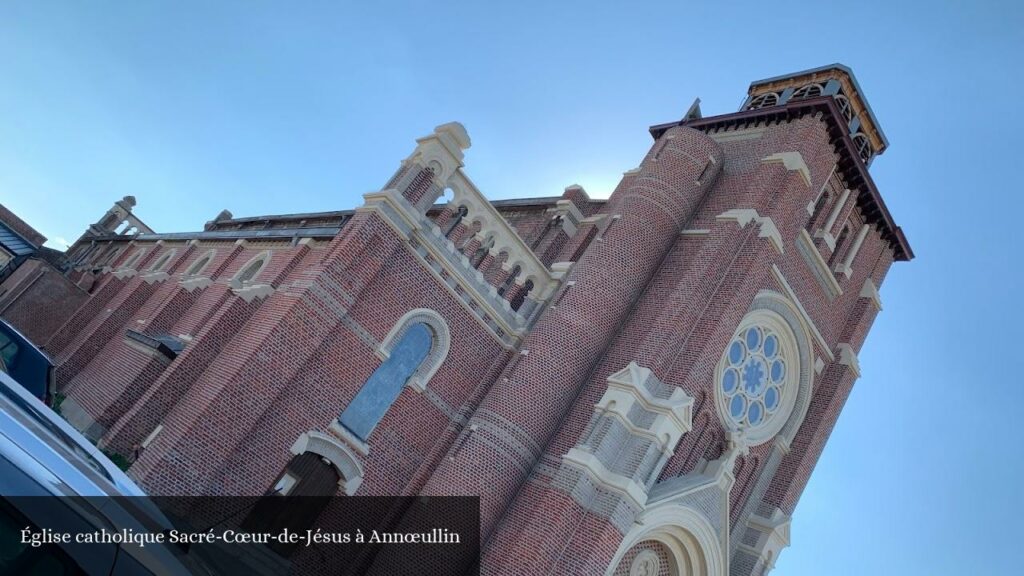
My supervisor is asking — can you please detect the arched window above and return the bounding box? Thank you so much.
[148,250,175,272]
[338,322,434,441]
[834,94,855,121]
[791,83,823,100]
[444,205,468,238]
[184,251,215,277]
[232,252,271,286]
[747,92,779,109]
[852,133,873,163]
[497,265,520,297]
[121,249,145,270]
[511,279,534,311]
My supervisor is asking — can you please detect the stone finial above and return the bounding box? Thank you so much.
[118,196,137,209]
[434,122,471,150]
[215,209,233,222]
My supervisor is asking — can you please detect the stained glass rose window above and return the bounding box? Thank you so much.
[720,325,787,429]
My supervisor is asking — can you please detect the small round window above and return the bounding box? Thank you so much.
[716,311,798,443]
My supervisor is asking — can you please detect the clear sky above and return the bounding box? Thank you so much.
[1,1,1020,573]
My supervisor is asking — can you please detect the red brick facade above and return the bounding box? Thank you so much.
[37,65,911,575]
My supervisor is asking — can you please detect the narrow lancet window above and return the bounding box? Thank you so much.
[338,322,433,441]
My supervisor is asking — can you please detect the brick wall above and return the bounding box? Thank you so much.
[0,259,88,345]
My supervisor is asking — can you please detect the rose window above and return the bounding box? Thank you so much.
[720,325,787,428]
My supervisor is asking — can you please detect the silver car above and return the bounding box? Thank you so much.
[0,370,214,575]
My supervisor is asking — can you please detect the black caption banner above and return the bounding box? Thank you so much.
[1,495,480,575]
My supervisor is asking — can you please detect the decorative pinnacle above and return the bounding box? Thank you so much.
[434,122,471,150]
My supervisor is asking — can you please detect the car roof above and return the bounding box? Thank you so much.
[0,370,213,574]
[0,370,148,498]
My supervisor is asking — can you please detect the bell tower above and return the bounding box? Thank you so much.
[458,63,911,576]
[742,64,888,166]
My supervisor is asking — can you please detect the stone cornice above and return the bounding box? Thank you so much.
[716,209,784,255]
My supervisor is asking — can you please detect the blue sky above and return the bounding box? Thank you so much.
[1,1,1021,573]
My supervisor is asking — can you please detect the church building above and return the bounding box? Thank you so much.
[22,64,912,575]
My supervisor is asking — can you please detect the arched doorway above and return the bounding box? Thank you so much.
[606,504,725,576]
[241,452,340,556]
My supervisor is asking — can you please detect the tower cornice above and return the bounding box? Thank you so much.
[650,96,913,261]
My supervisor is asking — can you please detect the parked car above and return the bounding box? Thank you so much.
[0,317,56,404]
[0,370,215,575]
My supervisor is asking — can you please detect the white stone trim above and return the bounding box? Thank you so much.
[716,209,784,254]
[836,223,870,279]
[603,362,693,449]
[768,267,834,362]
[605,502,726,576]
[819,188,850,237]
[710,126,766,143]
[859,278,883,311]
[738,507,791,575]
[290,430,365,495]
[796,229,843,300]
[713,309,801,446]
[329,420,369,456]
[836,343,861,377]
[140,424,164,449]
[179,276,213,292]
[761,152,811,187]
[405,122,470,186]
[807,164,837,215]
[563,448,649,509]
[139,271,170,285]
[447,170,556,296]
[377,308,451,393]
[231,283,274,303]
[230,250,272,288]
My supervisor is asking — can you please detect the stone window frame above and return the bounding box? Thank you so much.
[119,249,146,271]
[147,249,176,272]
[183,249,216,277]
[288,430,365,496]
[230,250,271,288]
[714,294,814,447]
[719,321,791,432]
[607,502,726,576]
[376,308,451,393]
